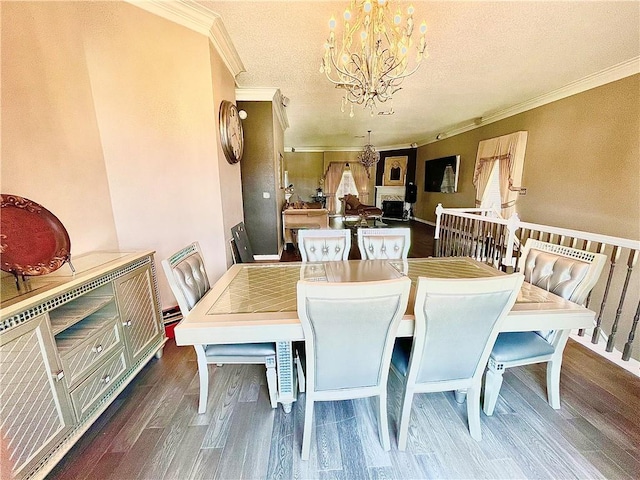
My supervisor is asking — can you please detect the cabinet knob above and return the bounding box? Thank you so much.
[92,344,103,354]
[102,374,111,384]
[53,370,65,382]
[123,320,132,327]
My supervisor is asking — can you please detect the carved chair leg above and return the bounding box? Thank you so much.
[377,392,391,451]
[546,359,563,409]
[194,345,209,414]
[546,330,570,409]
[454,388,467,404]
[483,364,504,416]
[301,398,314,460]
[295,351,306,393]
[397,387,414,451]
[467,385,482,441]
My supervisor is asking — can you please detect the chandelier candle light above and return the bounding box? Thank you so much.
[358,130,380,171]
[321,0,427,116]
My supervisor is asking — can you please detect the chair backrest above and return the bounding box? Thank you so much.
[357,228,411,260]
[518,239,607,305]
[297,277,411,393]
[298,229,351,262]
[229,238,240,264]
[231,222,255,263]
[162,242,210,316]
[409,274,524,386]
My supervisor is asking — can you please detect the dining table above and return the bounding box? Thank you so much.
[173,257,596,413]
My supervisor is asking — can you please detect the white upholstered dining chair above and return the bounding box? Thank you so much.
[295,228,351,392]
[296,277,411,460]
[483,240,607,416]
[162,242,277,413]
[391,274,524,448]
[357,227,411,260]
[297,229,351,262]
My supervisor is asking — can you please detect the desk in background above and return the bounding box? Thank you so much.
[282,208,329,246]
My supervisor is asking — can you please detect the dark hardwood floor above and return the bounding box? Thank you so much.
[280,218,435,261]
[46,221,640,479]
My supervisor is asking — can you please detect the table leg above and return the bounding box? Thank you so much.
[276,340,297,413]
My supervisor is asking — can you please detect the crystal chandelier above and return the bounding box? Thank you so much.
[321,0,427,116]
[357,130,380,170]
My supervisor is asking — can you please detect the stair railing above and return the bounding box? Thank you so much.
[434,204,640,364]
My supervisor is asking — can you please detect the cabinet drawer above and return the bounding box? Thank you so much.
[70,348,127,421]
[57,316,123,387]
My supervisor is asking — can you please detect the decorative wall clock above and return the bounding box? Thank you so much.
[219,100,244,164]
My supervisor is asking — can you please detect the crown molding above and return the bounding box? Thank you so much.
[285,144,416,153]
[125,0,245,78]
[208,16,245,79]
[418,57,640,146]
[236,88,290,131]
[271,89,290,132]
[479,57,639,128]
[235,87,280,102]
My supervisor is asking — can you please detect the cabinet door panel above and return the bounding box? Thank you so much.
[0,315,74,479]
[115,265,162,364]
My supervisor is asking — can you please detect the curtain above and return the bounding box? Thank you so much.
[473,158,496,207]
[323,162,346,214]
[350,162,371,204]
[498,151,516,218]
[474,131,528,217]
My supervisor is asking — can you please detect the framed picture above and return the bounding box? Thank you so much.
[383,156,407,186]
[424,155,460,193]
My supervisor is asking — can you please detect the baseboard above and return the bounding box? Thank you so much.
[254,254,280,261]
[412,217,436,226]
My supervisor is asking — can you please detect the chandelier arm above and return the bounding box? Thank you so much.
[374,48,415,80]
[345,90,368,105]
[321,0,427,113]
[334,57,371,88]
[325,50,370,89]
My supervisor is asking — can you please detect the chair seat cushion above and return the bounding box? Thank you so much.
[205,342,275,357]
[391,337,413,377]
[491,332,555,363]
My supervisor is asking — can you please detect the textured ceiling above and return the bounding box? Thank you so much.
[201,1,639,150]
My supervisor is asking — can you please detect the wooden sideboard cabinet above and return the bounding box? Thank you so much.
[0,251,166,480]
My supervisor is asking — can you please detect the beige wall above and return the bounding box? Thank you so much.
[1,2,242,308]
[1,2,119,253]
[272,107,286,248]
[210,47,245,267]
[284,151,388,210]
[415,75,640,240]
[283,152,325,202]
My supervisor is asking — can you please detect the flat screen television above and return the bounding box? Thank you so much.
[424,155,460,193]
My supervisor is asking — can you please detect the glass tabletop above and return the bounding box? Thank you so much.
[206,258,502,315]
[207,263,327,314]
